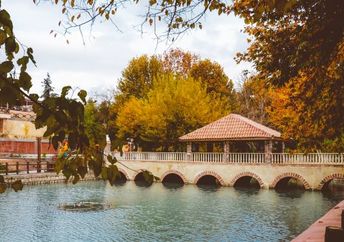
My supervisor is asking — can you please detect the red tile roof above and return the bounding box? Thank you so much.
[179,114,281,141]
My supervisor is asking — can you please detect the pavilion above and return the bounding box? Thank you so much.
[179,113,284,156]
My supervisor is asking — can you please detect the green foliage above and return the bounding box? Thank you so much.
[84,100,107,149]
[41,73,54,99]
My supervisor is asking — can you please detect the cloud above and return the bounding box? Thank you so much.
[4,0,251,97]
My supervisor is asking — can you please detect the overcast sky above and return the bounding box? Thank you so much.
[4,0,251,98]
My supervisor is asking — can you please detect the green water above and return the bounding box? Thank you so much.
[0,181,342,242]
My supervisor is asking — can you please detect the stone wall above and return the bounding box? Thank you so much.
[4,172,99,185]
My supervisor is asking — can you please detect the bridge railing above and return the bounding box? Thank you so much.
[113,152,344,165]
[271,153,344,165]
[117,152,187,161]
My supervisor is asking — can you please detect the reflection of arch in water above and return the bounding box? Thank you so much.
[230,172,264,189]
[317,173,344,191]
[134,170,154,187]
[194,171,225,186]
[161,170,187,185]
[271,172,311,190]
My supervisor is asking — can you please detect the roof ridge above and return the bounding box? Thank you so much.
[230,114,280,137]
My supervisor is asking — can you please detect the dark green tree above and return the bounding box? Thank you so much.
[41,73,54,99]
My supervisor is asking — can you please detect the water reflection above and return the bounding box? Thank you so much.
[0,181,343,242]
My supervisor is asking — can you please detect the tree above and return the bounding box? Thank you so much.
[234,0,344,150]
[117,55,163,100]
[116,73,230,151]
[190,59,238,110]
[41,73,54,99]
[111,50,237,148]
[236,73,270,125]
[161,48,198,76]
[84,100,107,149]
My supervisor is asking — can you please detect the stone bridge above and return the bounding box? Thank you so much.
[113,152,344,190]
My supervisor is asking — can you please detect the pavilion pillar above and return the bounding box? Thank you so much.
[281,141,285,153]
[187,142,192,161]
[224,141,230,162]
[264,140,272,163]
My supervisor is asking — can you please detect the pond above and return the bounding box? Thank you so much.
[0,181,343,242]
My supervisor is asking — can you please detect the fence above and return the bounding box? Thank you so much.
[113,152,344,165]
[0,160,55,175]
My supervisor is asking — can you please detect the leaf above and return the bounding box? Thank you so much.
[78,90,87,104]
[0,30,7,45]
[77,166,87,179]
[0,183,6,193]
[101,167,108,180]
[0,61,14,73]
[11,180,23,192]
[52,135,60,150]
[5,36,16,54]
[62,169,72,181]
[142,170,153,185]
[19,71,32,91]
[61,86,72,97]
[0,10,13,30]
[72,174,80,184]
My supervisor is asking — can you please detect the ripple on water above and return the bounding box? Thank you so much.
[0,181,343,242]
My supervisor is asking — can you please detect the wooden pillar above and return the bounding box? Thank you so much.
[264,140,272,163]
[224,141,230,162]
[281,141,285,153]
[187,142,192,161]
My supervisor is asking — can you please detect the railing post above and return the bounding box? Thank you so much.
[224,141,230,162]
[5,162,8,175]
[27,161,29,174]
[264,140,272,163]
[187,142,192,161]
[16,162,19,174]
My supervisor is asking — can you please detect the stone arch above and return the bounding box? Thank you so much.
[316,173,344,190]
[161,170,187,184]
[230,172,264,188]
[118,168,130,180]
[134,170,154,187]
[193,171,225,186]
[271,172,311,190]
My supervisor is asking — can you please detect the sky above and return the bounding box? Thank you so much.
[4,0,251,98]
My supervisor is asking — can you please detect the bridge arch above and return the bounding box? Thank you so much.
[118,168,130,181]
[134,170,154,187]
[316,173,344,190]
[271,172,311,190]
[194,171,225,186]
[230,172,264,188]
[161,170,187,184]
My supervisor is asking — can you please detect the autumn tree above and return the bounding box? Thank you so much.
[236,73,270,125]
[234,0,344,150]
[117,55,163,100]
[161,48,198,76]
[116,73,230,151]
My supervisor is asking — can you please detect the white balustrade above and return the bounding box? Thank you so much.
[111,152,344,165]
